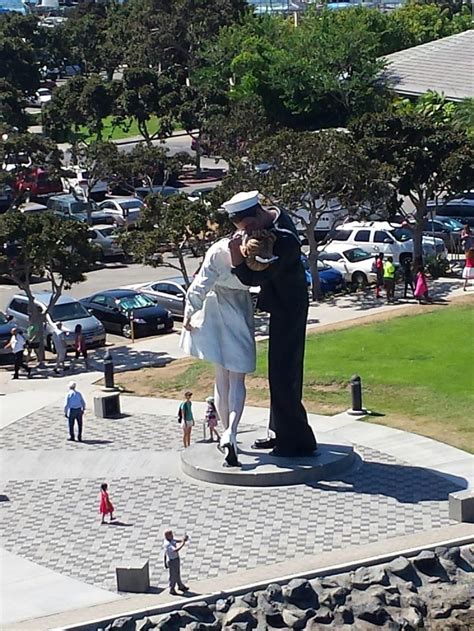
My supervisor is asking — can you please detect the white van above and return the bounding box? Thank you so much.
[328,221,446,264]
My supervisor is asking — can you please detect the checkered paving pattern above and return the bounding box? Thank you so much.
[0,408,184,451]
[0,445,460,592]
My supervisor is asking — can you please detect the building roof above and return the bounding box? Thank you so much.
[383,30,474,102]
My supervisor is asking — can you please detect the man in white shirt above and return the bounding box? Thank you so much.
[53,321,68,374]
[4,328,31,380]
[64,381,86,442]
[163,530,189,595]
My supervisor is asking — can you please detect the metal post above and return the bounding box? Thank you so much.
[348,374,366,416]
[104,350,115,391]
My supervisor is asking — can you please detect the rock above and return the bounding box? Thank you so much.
[156,612,197,630]
[184,624,221,631]
[353,598,390,626]
[319,578,339,589]
[264,583,283,602]
[284,579,319,609]
[387,557,413,580]
[136,618,154,631]
[108,618,135,631]
[215,599,231,614]
[399,593,427,616]
[183,603,215,624]
[412,550,438,574]
[224,606,257,627]
[460,545,474,568]
[332,605,354,626]
[223,624,252,631]
[311,606,334,624]
[352,566,389,590]
[384,591,400,608]
[318,586,349,609]
[393,606,424,630]
[239,593,257,608]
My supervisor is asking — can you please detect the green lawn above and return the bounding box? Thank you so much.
[73,116,163,143]
[116,303,474,452]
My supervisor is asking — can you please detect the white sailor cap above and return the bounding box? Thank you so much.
[222,191,260,218]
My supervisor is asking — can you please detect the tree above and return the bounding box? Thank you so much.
[113,67,182,145]
[351,111,474,264]
[121,194,210,286]
[0,13,42,98]
[110,143,187,196]
[243,128,389,299]
[0,212,97,360]
[43,75,119,143]
[0,80,29,133]
[67,141,120,223]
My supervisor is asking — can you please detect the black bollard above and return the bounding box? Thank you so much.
[104,350,115,390]
[349,374,365,416]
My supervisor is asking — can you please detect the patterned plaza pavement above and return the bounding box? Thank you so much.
[0,405,461,594]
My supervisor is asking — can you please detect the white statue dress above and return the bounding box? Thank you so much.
[179,238,256,374]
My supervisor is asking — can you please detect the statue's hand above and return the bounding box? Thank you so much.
[183,318,194,332]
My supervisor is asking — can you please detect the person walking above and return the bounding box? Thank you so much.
[373,253,384,299]
[462,247,474,291]
[402,258,414,298]
[73,324,89,370]
[64,381,86,442]
[383,255,396,303]
[53,321,68,374]
[99,482,115,524]
[163,530,189,595]
[26,317,41,363]
[178,391,194,448]
[4,328,31,380]
[205,396,220,443]
[414,266,430,303]
[460,225,473,253]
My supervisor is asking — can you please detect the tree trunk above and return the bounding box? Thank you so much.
[194,135,202,178]
[176,244,190,288]
[306,222,321,301]
[413,207,425,268]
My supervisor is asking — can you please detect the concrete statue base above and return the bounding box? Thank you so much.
[181,429,357,487]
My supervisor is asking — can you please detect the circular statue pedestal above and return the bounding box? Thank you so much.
[181,430,357,487]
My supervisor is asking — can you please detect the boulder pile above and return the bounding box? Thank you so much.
[101,545,473,631]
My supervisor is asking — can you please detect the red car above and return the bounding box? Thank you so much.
[15,168,63,200]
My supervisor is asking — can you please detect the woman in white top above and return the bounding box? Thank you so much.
[180,237,255,466]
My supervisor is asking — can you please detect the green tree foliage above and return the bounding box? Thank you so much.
[43,75,120,142]
[0,212,96,358]
[121,194,210,285]
[0,13,42,97]
[351,111,474,264]
[114,68,182,144]
[125,0,247,71]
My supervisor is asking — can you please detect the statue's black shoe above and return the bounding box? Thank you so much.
[251,437,276,450]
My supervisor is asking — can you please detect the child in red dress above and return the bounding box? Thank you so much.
[100,482,115,524]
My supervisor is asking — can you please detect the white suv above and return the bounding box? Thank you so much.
[328,221,446,265]
[61,167,108,201]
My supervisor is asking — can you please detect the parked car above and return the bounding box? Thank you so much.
[47,194,115,225]
[28,88,52,108]
[318,245,377,288]
[186,186,215,203]
[133,277,187,318]
[15,168,62,200]
[17,202,48,214]
[422,216,463,252]
[301,255,345,294]
[89,225,124,260]
[328,221,446,265]
[97,197,144,228]
[80,289,174,338]
[61,167,108,201]
[133,185,179,200]
[428,198,474,228]
[0,311,16,361]
[6,292,106,352]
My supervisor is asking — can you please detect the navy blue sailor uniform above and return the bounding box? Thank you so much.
[232,208,317,456]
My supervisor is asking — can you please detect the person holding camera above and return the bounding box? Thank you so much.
[163,529,189,595]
